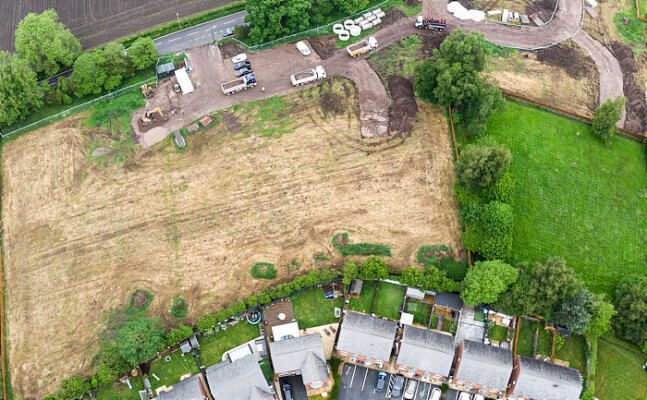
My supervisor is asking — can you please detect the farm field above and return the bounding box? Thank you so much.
[477,101,647,297]
[0,0,238,51]
[1,82,461,397]
[595,337,647,399]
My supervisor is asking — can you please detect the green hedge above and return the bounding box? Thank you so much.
[170,297,189,318]
[250,262,277,279]
[332,232,392,257]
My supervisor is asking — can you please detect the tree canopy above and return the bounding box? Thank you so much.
[527,257,581,318]
[614,274,647,348]
[416,29,506,136]
[0,51,43,129]
[456,144,512,190]
[246,0,312,44]
[114,316,165,366]
[591,96,626,145]
[359,256,389,280]
[584,294,615,340]
[461,260,518,305]
[554,287,593,334]
[14,9,82,76]
[102,42,131,90]
[128,37,158,70]
[71,52,107,97]
[461,200,514,261]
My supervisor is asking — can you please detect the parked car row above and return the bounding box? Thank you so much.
[375,373,442,400]
[459,392,485,400]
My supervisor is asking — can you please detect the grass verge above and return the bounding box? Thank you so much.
[372,282,405,320]
[477,100,647,297]
[197,322,260,367]
[595,336,647,399]
[292,287,344,329]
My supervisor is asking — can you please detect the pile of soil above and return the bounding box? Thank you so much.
[525,0,558,22]
[610,42,647,133]
[218,41,247,59]
[131,291,149,308]
[309,35,338,60]
[381,8,406,27]
[388,75,418,136]
[420,31,449,57]
[221,111,243,133]
[536,43,596,80]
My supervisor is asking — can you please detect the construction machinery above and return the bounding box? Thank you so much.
[290,66,326,86]
[142,107,163,125]
[141,84,155,98]
[346,36,378,57]
[415,16,447,30]
[221,74,257,95]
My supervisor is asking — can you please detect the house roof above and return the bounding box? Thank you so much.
[455,340,513,391]
[206,354,274,400]
[513,356,582,400]
[405,287,425,300]
[336,311,397,362]
[349,279,363,295]
[434,292,463,310]
[270,334,328,386]
[154,374,205,400]
[397,326,455,376]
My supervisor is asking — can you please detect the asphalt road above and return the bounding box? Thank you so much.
[154,10,247,55]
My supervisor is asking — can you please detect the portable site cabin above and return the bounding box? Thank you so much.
[174,67,194,94]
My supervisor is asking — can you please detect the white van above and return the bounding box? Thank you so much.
[403,379,417,399]
[430,387,442,400]
[473,395,485,400]
[458,393,473,400]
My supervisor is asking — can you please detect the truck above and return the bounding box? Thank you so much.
[414,16,447,30]
[290,66,327,86]
[346,36,378,57]
[221,73,257,95]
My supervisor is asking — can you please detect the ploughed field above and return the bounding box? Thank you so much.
[0,0,238,51]
[1,82,461,397]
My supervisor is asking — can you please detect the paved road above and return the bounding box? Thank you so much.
[154,11,247,55]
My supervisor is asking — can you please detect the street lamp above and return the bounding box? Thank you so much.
[176,13,181,28]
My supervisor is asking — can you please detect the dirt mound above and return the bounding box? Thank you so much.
[420,31,449,57]
[388,75,418,136]
[381,8,406,26]
[611,42,647,133]
[219,41,247,60]
[221,111,243,133]
[309,36,338,60]
[536,43,595,80]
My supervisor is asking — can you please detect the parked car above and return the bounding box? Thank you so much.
[458,392,473,400]
[235,67,253,77]
[375,371,387,392]
[223,27,234,37]
[404,379,417,399]
[282,384,293,400]
[234,61,251,70]
[391,375,405,397]
[232,53,247,63]
[473,395,484,400]
[430,388,442,400]
[296,41,311,56]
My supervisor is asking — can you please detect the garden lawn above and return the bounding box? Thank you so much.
[259,359,273,382]
[96,376,144,400]
[405,300,431,325]
[555,335,587,372]
[149,350,200,389]
[595,337,647,400]
[292,287,344,329]
[516,319,552,357]
[372,282,406,320]
[488,324,509,342]
[479,101,647,297]
[197,322,260,367]
[347,280,378,313]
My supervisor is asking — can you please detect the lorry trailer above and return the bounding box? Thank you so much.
[346,36,378,57]
[414,16,447,30]
[290,66,327,86]
[221,74,257,95]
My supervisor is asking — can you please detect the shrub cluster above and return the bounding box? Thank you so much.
[170,297,189,318]
[416,245,468,280]
[332,232,392,257]
[250,262,278,279]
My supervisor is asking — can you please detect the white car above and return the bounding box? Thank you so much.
[403,379,417,399]
[458,392,473,400]
[296,41,311,56]
[231,53,247,63]
[430,388,442,400]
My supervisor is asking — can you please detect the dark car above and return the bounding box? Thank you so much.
[235,67,253,77]
[234,61,251,70]
[375,371,387,392]
[392,375,405,397]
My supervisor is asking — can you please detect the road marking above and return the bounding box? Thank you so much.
[224,19,236,24]
[361,368,368,391]
[349,365,357,388]
[204,28,212,32]
[186,31,198,36]
[168,37,181,42]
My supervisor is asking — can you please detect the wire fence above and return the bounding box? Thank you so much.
[0,77,157,139]
[216,0,391,52]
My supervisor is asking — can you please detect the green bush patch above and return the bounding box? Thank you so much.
[614,6,647,53]
[250,262,278,279]
[332,232,391,257]
[416,245,467,280]
[170,297,189,318]
[129,289,154,311]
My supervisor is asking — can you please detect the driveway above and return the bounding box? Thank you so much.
[455,306,485,345]
[338,364,442,400]
[279,375,308,400]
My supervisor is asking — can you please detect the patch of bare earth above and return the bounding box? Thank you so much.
[2,83,461,398]
[486,43,599,116]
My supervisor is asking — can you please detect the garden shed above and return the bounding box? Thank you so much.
[349,279,363,298]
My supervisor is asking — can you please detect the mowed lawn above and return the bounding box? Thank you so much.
[595,337,647,399]
[481,101,647,296]
[373,282,406,320]
[197,322,260,367]
[347,280,378,313]
[292,287,344,329]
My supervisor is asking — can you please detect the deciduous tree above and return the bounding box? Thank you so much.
[128,37,158,70]
[14,9,82,76]
[456,144,512,190]
[166,325,193,346]
[461,260,518,305]
[246,0,312,44]
[0,51,43,128]
[102,42,131,90]
[333,0,369,15]
[614,274,647,348]
[58,375,91,399]
[554,287,593,334]
[584,295,615,340]
[359,256,389,280]
[591,97,626,145]
[71,51,107,97]
[527,257,581,318]
[114,317,165,366]
[495,265,535,316]
[342,262,359,286]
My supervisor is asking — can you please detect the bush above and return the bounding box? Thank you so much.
[170,297,189,318]
[196,314,217,331]
[332,232,392,256]
[437,258,469,280]
[166,325,193,346]
[251,262,278,279]
[129,289,154,311]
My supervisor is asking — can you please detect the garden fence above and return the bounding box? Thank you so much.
[0,77,157,139]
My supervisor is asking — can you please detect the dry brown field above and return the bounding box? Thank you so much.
[1,0,237,51]
[2,81,461,398]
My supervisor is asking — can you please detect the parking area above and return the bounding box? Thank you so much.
[279,375,308,400]
[338,364,441,400]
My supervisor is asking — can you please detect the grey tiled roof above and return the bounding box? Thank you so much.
[270,334,328,386]
[155,374,205,400]
[434,292,463,310]
[336,311,397,362]
[396,326,455,376]
[206,354,274,400]
[455,340,513,391]
[513,356,582,400]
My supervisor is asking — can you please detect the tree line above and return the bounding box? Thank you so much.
[0,9,158,130]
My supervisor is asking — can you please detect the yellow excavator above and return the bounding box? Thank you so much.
[141,84,154,98]
[142,107,163,125]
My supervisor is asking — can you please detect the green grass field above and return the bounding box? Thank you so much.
[347,280,378,313]
[95,376,144,400]
[405,300,431,325]
[479,101,647,296]
[595,336,647,399]
[639,0,647,19]
[488,324,510,343]
[372,282,406,320]
[197,322,260,367]
[516,319,552,357]
[555,335,587,372]
[149,350,200,389]
[292,287,344,329]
